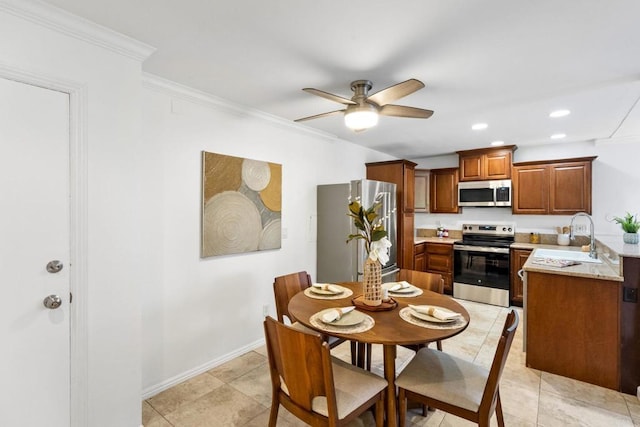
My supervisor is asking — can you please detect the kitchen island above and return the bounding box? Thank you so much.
[522,241,639,392]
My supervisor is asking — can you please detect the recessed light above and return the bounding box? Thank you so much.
[550,109,571,118]
[490,140,505,146]
[472,123,488,130]
[550,133,566,140]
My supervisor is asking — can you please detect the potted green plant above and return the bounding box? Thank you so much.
[613,212,640,244]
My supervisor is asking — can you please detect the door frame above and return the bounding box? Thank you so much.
[0,63,88,427]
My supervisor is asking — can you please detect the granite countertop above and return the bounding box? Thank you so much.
[596,236,640,259]
[522,245,623,282]
[415,237,457,244]
[414,230,636,281]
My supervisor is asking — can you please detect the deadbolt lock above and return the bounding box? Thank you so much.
[46,260,63,273]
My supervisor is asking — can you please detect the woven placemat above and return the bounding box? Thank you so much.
[303,286,353,300]
[399,307,468,330]
[309,311,375,334]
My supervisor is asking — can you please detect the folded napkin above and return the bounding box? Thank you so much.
[312,283,342,294]
[322,306,355,323]
[389,281,412,292]
[409,305,461,321]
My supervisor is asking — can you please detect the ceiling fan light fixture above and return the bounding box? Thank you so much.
[344,105,379,130]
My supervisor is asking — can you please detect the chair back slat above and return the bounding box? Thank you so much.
[263,317,333,413]
[273,271,312,323]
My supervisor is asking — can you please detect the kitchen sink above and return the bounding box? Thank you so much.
[532,248,603,264]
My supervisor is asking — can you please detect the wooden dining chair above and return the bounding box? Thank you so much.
[272,271,357,365]
[397,269,445,352]
[263,316,387,427]
[395,310,519,427]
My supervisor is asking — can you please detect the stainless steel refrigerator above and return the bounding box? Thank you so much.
[317,179,398,283]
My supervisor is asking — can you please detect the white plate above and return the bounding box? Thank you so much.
[383,282,415,294]
[409,306,460,324]
[310,286,344,296]
[319,309,365,326]
[389,286,416,294]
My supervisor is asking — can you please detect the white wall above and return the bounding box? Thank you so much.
[412,139,640,236]
[139,76,393,395]
[0,3,151,426]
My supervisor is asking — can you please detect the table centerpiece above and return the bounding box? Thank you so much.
[347,197,392,306]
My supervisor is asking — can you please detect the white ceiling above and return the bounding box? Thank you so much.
[43,0,640,158]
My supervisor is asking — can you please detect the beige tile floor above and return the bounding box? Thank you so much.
[142,300,640,427]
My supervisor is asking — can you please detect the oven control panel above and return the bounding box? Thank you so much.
[461,223,515,237]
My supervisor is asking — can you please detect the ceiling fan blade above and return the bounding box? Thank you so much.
[302,88,356,105]
[294,109,345,122]
[380,104,434,119]
[367,79,425,106]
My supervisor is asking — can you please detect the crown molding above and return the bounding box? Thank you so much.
[0,0,155,61]
[141,72,339,142]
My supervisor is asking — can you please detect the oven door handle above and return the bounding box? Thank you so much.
[453,244,510,254]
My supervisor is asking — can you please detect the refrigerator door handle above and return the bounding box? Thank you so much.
[381,267,400,277]
[358,266,399,279]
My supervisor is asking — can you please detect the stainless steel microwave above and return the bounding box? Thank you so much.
[458,180,511,207]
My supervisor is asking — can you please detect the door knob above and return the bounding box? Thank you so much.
[43,295,62,309]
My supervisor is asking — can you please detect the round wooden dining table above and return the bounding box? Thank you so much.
[288,282,470,427]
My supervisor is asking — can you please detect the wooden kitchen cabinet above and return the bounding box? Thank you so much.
[429,167,460,214]
[511,164,549,214]
[512,156,596,215]
[620,256,640,395]
[425,242,453,294]
[414,242,426,271]
[509,248,531,306]
[414,169,429,212]
[549,160,593,215]
[457,146,516,181]
[526,271,619,390]
[366,160,417,269]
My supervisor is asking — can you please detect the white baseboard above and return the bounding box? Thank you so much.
[141,338,265,400]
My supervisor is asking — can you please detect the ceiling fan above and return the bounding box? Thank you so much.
[295,79,433,131]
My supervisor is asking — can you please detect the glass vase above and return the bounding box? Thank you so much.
[362,257,382,306]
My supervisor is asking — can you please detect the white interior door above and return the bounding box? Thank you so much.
[0,77,71,426]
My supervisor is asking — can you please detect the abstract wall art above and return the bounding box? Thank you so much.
[201,151,282,257]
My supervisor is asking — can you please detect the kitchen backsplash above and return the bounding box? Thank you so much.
[416,228,462,239]
[513,232,589,246]
[416,228,590,247]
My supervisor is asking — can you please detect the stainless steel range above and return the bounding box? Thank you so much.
[453,223,515,307]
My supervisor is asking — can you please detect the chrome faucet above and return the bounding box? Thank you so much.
[569,212,597,259]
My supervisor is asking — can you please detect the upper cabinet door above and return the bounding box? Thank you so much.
[429,167,460,214]
[549,161,592,215]
[459,155,483,181]
[485,150,512,180]
[414,170,429,212]
[512,165,550,214]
